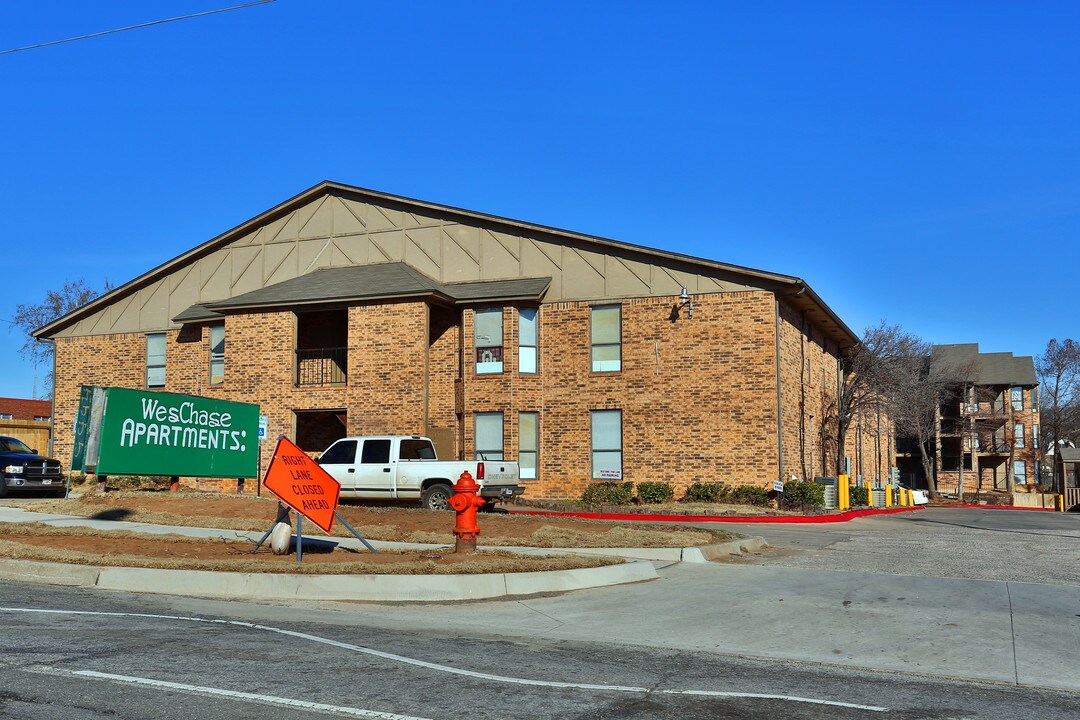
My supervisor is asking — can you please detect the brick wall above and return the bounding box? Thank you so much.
[52,289,854,500]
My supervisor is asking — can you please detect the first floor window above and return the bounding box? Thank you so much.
[1033,424,1039,449]
[1013,460,1027,485]
[519,412,539,479]
[591,409,623,479]
[474,308,504,374]
[146,333,166,388]
[209,323,225,385]
[474,412,504,460]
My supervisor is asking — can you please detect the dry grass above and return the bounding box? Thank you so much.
[15,492,725,548]
[0,523,620,575]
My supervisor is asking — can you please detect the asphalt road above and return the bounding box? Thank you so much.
[2,582,1079,720]
[714,507,1080,585]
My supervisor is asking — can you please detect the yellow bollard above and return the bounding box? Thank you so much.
[884,484,892,507]
[1059,494,1065,512]
[838,474,850,511]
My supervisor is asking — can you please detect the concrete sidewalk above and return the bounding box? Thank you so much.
[0,506,763,601]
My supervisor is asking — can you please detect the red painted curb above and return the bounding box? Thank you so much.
[507,506,922,524]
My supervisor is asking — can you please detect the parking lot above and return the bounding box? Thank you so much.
[716,507,1080,586]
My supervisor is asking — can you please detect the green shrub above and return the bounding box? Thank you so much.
[781,479,825,507]
[581,481,635,505]
[682,482,728,503]
[730,484,772,507]
[849,485,869,507]
[636,481,675,504]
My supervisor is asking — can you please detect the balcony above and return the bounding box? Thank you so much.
[296,347,347,386]
[977,439,1011,456]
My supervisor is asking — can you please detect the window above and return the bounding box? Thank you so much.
[590,305,621,372]
[1011,386,1023,411]
[1013,460,1027,485]
[519,412,539,480]
[318,440,357,465]
[209,323,225,385]
[474,308,503,374]
[400,439,436,460]
[1014,423,1025,448]
[474,412,504,460]
[146,333,166,388]
[968,434,980,450]
[360,439,392,464]
[0,413,11,420]
[34,416,50,422]
[518,307,538,374]
[1032,386,1039,412]
[591,409,623,479]
[1033,424,1039,449]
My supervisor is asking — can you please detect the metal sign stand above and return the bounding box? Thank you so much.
[249,504,379,560]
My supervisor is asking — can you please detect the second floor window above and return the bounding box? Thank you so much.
[475,308,503,374]
[1014,423,1025,448]
[518,307,538,374]
[209,323,225,385]
[1033,424,1039,449]
[590,305,621,372]
[146,333,166,388]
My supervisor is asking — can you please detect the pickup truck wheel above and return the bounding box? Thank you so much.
[421,484,453,511]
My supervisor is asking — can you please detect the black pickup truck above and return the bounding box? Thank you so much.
[0,435,64,498]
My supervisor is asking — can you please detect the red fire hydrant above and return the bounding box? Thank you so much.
[448,470,485,553]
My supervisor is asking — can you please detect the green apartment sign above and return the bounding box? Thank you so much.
[78,387,259,478]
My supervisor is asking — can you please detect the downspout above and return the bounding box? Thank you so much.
[774,299,784,482]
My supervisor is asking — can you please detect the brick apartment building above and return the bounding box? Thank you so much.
[35,181,888,498]
[896,343,1040,496]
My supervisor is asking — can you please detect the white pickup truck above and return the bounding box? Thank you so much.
[315,435,524,510]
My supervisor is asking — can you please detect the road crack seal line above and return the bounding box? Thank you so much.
[1,607,888,712]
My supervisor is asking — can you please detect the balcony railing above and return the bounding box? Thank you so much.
[978,440,1011,455]
[296,347,347,386]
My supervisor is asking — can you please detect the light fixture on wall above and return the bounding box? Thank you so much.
[676,286,694,319]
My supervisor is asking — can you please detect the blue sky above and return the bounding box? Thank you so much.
[2,1,1078,399]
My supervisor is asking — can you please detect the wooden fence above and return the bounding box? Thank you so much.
[0,419,52,456]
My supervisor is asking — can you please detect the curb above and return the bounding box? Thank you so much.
[0,557,658,602]
[508,506,922,524]
[938,503,1059,512]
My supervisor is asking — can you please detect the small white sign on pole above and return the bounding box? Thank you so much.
[773,479,785,493]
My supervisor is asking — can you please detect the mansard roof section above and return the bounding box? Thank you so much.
[34,180,857,347]
[181,262,551,317]
[932,343,1037,386]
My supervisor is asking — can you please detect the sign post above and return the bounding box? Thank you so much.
[254,436,378,560]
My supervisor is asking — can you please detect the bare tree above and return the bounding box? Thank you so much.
[834,322,919,476]
[1036,338,1080,486]
[11,278,111,397]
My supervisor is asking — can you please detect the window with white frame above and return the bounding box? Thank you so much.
[591,409,623,479]
[590,305,621,372]
[34,416,50,422]
[0,414,11,420]
[474,412,504,460]
[474,308,503,374]
[1013,460,1027,485]
[146,333,166,388]
[1033,424,1039,449]
[518,307,538,374]
[1014,423,1025,448]
[519,412,538,479]
[209,323,225,385]
[1011,386,1023,411]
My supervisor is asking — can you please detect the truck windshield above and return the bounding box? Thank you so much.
[0,438,33,454]
[399,439,436,460]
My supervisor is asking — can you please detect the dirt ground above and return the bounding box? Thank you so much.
[0,523,617,575]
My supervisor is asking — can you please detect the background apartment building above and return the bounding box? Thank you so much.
[896,343,1040,496]
[36,181,885,498]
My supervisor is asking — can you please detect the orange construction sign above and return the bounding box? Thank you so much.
[262,436,341,534]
